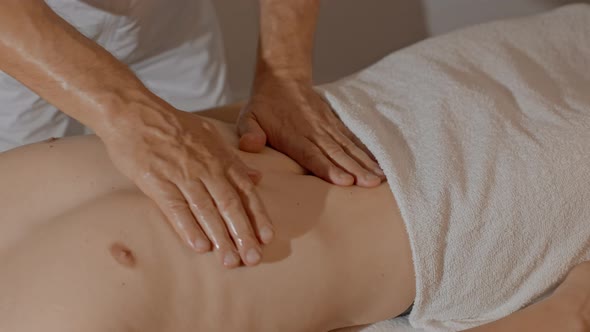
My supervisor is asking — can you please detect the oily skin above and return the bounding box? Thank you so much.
[0,114,415,332]
[239,0,385,187]
[0,0,384,268]
[99,108,272,267]
[0,109,588,331]
[0,0,269,267]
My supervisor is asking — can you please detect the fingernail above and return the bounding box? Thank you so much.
[338,173,354,184]
[259,226,274,244]
[224,251,240,267]
[365,173,380,182]
[246,248,261,265]
[192,239,210,252]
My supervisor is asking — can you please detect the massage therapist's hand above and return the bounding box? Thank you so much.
[238,75,385,187]
[0,1,271,268]
[98,106,273,268]
[241,0,384,187]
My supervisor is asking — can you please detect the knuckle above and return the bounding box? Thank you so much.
[217,162,235,175]
[328,164,344,175]
[204,169,226,183]
[227,163,247,178]
[239,180,256,194]
[189,201,213,216]
[218,195,241,210]
[164,197,189,210]
[183,178,204,191]
[300,147,320,164]
[340,138,357,151]
[324,145,345,157]
[139,171,169,189]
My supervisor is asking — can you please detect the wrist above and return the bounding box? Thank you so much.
[92,88,175,139]
[254,57,313,86]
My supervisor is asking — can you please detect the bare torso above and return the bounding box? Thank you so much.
[0,111,414,332]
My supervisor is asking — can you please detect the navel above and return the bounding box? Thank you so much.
[109,242,137,268]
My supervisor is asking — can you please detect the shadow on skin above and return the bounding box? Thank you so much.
[200,106,332,264]
[164,108,332,265]
[256,173,331,264]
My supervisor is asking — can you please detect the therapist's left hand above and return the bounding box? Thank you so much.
[238,74,385,187]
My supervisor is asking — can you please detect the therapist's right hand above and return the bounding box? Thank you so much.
[98,105,273,268]
[0,0,270,268]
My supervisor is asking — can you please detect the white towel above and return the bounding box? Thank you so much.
[317,4,590,331]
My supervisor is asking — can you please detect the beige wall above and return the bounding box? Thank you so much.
[425,0,582,35]
[214,0,428,100]
[213,0,583,101]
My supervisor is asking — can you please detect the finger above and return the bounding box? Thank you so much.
[237,110,267,153]
[328,129,386,181]
[336,121,379,161]
[178,180,241,268]
[313,136,381,188]
[203,174,263,266]
[286,137,355,186]
[228,164,274,245]
[335,122,385,178]
[141,178,211,252]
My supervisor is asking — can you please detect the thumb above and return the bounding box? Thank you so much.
[238,112,267,153]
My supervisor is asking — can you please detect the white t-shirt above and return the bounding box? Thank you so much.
[0,0,232,151]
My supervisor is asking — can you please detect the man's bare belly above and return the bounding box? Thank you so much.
[0,118,415,331]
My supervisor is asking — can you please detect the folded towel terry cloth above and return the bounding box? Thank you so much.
[318,4,590,331]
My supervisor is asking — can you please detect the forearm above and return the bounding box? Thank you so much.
[0,0,166,135]
[256,0,320,83]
